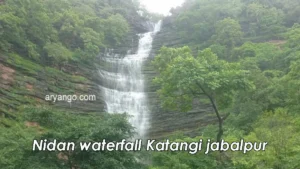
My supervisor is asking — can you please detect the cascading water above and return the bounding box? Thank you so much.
[98,21,162,138]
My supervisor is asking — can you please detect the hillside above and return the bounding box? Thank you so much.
[148,0,300,168]
[1,0,300,168]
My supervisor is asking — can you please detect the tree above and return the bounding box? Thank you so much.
[286,24,300,48]
[150,136,217,169]
[0,106,145,169]
[104,14,129,45]
[173,0,244,47]
[231,108,300,169]
[281,59,300,112]
[43,42,72,64]
[212,18,243,48]
[225,57,286,131]
[152,46,253,143]
[0,0,132,64]
[231,42,283,70]
[0,124,37,169]
[245,3,285,37]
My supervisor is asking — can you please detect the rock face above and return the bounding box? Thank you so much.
[0,53,106,117]
[143,17,217,139]
[150,16,189,57]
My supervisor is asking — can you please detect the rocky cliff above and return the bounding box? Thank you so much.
[143,16,217,139]
[0,53,106,119]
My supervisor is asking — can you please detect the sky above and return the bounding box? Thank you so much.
[139,0,185,15]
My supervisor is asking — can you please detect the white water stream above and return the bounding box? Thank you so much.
[99,21,162,138]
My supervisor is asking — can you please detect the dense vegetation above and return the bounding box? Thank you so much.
[1,0,300,168]
[0,0,149,168]
[0,106,145,169]
[0,0,140,65]
[150,0,300,168]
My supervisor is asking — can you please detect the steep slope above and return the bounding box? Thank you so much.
[144,20,216,139]
[0,0,151,123]
[143,0,300,138]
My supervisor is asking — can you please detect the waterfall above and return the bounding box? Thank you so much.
[98,21,162,138]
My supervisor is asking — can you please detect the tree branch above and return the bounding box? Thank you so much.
[188,87,206,96]
[195,81,223,142]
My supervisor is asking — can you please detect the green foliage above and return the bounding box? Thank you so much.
[7,53,43,75]
[212,18,243,48]
[104,14,129,45]
[44,42,72,63]
[252,0,300,26]
[208,44,227,60]
[150,136,217,169]
[232,42,283,70]
[225,57,286,132]
[286,24,300,48]
[0,124,37,169]
[174,0,244,45]
[150,3,300,165]
[152,46,253,112]
[280,60,300,112]
[0,106,145,169]
[232,108,300,169]
[0,0,133,65]
[151,46,192,72]
[245,2,285,37]
[167,0,292,52]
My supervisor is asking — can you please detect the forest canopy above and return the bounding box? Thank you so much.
[0,0,138,65]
